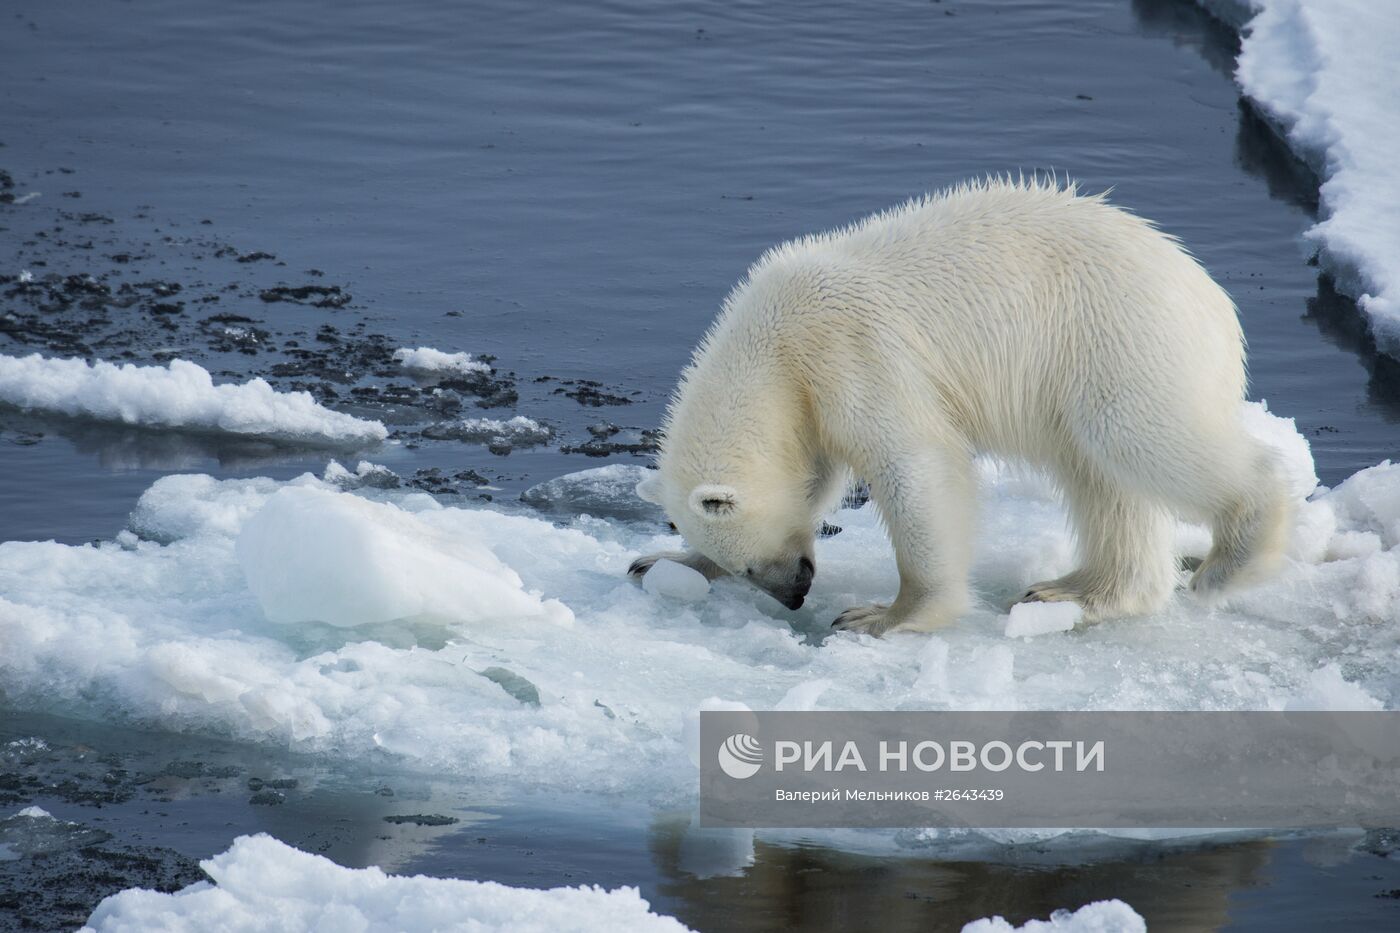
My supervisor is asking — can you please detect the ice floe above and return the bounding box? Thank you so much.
[0,805,110,861]
[1199,0,1400,351]
[520,463,665,522]
[423,414,553,448]
[961,899,1145,933]
[80,833,692,933]
[1,402,1398,842]
[0,353,387,445]
[393,346,492,377]
[322,459,402,490]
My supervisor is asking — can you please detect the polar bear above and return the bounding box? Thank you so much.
[629,177,1290,635]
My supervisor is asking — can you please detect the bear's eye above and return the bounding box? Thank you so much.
[700,497,734,515]
[744,567,755,577]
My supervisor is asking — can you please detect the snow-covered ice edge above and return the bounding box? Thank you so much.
[74,830,1142,933]
[0,353,387,446]
[1196,0,1400,352]
[79,833,691,933]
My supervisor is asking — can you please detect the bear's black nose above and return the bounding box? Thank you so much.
[780,557,815,609]
[797,556,815,586]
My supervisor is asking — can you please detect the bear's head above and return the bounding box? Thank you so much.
[637,470,816,610]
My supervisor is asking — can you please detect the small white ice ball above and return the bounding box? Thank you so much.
[642,558,711,601]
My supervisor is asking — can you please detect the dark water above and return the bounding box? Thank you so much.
[3,0,1400,929]
[2,0,1398,543]
[6,711,1400,932]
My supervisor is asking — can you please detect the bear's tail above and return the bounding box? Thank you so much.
[1190,443,1292,597]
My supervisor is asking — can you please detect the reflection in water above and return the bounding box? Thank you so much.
[1130,0,1241,80]
[647,813,1272,932]
[1234,101,1320,216]
[675,812,755,880]
[0,407,372,473]
[0,710,451,875]
[1305,278,1400,422]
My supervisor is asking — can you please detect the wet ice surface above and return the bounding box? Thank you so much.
[5,0,1400,929]
[8,407,1400,810]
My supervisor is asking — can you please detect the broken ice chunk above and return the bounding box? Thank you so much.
[1004,601,1082,638]
[322,460,401,490]
[392,346,490,377]
[642,559,710,601]
[521,464,664,522]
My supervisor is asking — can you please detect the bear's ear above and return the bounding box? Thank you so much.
[689,484,739,518]
[635,472,665,505]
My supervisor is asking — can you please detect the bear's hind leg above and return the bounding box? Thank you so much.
[1190,443,1290,596]
[1019,467,1175,618]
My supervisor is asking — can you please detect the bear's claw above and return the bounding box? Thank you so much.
[831,603,895,636]
[1016,579,1084,606]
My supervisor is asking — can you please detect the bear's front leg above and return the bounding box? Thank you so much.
[831,442,975,636]
[627,550,730,582]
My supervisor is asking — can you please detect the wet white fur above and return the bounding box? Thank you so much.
[637,177,1290,635]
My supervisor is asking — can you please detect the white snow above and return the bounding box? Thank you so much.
[1,401,1399,845]
[961,899,1145,933]
[0,353,387,445]
[81,833,693,933]
[1200,0,1400,352]
[236,484,574,629]
[642,558,711,601]
[393,346,491,377]
[1004,601,1082,638]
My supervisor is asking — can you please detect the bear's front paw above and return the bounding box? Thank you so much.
[831,603,896,637]
[1017,575,1085,606]
[627,552,676,580]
